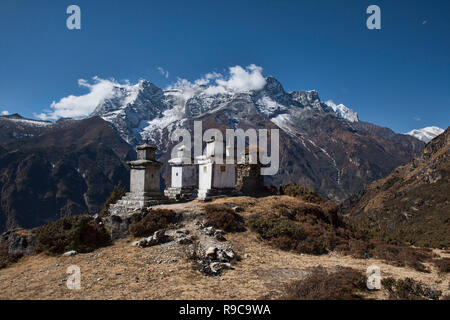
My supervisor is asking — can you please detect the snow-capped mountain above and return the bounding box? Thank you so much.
[406,126,444,143]
[324,101,359,123]
[88,76,359,147]
[0,113,53,127]
[90,80,173,146]
[0,74,426,230]
[0,113,54,143]
[88,76,423,200]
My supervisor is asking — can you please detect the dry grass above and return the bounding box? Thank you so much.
[434,258,450,274]
[0,197,448,300]
[0,230,448,300]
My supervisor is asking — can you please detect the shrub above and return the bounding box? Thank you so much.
[33,215,110,255]
[263,185,279,195]
[249,205,354,255]
[276,203,326,221]
[129,209,177,237]
[321,201,342,227]
[245,196,436,269]
[0,241,23,269]
[280,184,324,204]
[249,216,312,251]
[381,277,442,300]
[204,204,245,233]
[371,243,432,273]
[284,267,367,300]
[336,239,433,273]
[100,182,126,217]
[434,258,450,273]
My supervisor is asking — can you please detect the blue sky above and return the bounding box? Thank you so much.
[0,0,449,133]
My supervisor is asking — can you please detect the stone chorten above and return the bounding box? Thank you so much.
[109,143,168,215]
[196,137,236,200]
[164,145,197,200]
[236,146,265,195]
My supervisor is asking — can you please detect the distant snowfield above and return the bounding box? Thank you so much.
[0,115,53,127]
[406,126,444,143]
[324,101,359,123]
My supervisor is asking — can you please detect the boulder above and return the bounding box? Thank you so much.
[214,230,226,242]
[205,247,217,257]
[133,230,171,248]
[131,240,141,247]
[153,230,166,242]
[232,206,244,213]
[176,236,194,245]
[104,211,145,240]
[205,226,215,236]
[224,249,235,260]
[0,229,35,256]
[209,262,231,273]
[216,249,235,262]
[63,250,77,257]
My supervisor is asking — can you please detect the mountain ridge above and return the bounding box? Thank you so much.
[342,127,450,248]
[0,76,427,232]
[86,76,424,201]
[406,126,444,143]
[0,117,133,232]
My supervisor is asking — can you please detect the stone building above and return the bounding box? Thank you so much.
[236,146,265,195]
[164,145,197,200]
[109,143,168,215]
[196,138,236,200]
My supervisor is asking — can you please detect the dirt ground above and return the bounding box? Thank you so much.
[0,197,448,300]
[0,232,448,300]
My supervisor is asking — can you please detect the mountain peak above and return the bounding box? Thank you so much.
[0,113,53,125]
[0,113,24,119]
[263,77,285,94]
[138,79,160,92]
[324,101,359,123]
[406,126,444,143]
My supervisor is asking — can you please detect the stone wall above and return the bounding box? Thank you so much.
[212,164,236,189]
[236,164,264,194]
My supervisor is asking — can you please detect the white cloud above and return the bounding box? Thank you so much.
[36,64,267,120]
[1,110,9,115]
[217,64,266,92]
[157,67,169,79]
[36,77,135,120]
[167,64,267,98]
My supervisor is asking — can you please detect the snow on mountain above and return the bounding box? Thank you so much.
[7,67,425,202]
[90,80,171,145]
[406,126,444,143]
[0,113,53,127]
[89,77,362,146]
[324,101,359,123]
[82,69,362,149]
